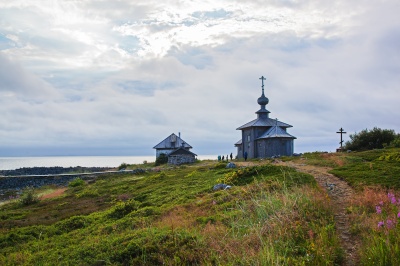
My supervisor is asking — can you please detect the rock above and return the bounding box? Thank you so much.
[226,162,236,169]
[213,184,232,191]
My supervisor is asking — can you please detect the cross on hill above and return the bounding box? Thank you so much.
[336,127,347,149]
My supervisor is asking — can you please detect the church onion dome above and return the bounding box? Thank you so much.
[257,93,269,106]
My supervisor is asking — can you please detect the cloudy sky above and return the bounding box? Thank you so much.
[0,0,399,157]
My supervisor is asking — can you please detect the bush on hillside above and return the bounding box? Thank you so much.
[344,127,397,151]
[69,178,85,187]
[387,135,400,148]
[19,187,40,206]
[155,153,168,166]
[118,163,128,170]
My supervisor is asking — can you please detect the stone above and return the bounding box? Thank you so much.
[226,162,236,168]
[213,184,232,191]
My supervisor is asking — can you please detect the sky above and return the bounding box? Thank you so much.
[0,0,399,157]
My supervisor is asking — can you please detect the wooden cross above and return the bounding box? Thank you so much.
[336,127,347,149]
[259,76,266,93]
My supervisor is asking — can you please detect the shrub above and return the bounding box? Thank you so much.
[387,135,400,148]
[213,162,228,169]
[56,216,92,233]
[118,162,128,170]
[155,153,168,166]
[344,127,397,151]
[69,178,85,187]
[378,152,400,162]
[19,187,40,206]
[108,199,141,219]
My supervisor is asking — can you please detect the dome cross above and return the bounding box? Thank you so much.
[259,76,266,94]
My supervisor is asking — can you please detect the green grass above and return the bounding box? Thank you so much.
[330,148,400,189]
[0,161,343,265]
[1,150,395,264]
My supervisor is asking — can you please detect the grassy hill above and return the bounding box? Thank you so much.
[1,149,400,265]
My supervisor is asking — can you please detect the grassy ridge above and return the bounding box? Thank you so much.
[0,162,343,265]
[288,149,400,264]
[329,148,400,189]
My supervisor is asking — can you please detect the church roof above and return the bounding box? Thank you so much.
[153,133,192,149]
[236,117,292,130]
[234,139,242,146]
[257,125,296,139]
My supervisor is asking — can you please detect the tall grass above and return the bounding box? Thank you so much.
[347,187,400,265]
[201,173,343,264]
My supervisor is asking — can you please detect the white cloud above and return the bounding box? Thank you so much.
[0,0,399,156]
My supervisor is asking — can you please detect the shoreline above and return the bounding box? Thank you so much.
[0,155,217,170]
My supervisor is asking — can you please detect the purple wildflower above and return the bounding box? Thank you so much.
[398,212,400,219]
[376,205,382,214]
[391,196,397,204]
[386,219,395,229]
[379,201,384,206]
[378,221,384,228]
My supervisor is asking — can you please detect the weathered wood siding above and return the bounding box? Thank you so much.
[168,154,196,165]
[256,139,294,158]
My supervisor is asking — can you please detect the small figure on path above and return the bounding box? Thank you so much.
[222,155,225,161]
[226,155,228,161]
[218,155,221,161]
[230,153,233,161]
[244,151,248,161]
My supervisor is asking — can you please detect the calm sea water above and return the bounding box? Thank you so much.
[0,155,217,170]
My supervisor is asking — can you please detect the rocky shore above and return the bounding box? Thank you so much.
[0,166,111,176]
[0,167,146,201]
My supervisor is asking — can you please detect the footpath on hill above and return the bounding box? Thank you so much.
[236,160,361,265]
[278,161,361,266]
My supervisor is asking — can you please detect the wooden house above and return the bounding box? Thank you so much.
[235,76,296,159]
[153,133,196,165]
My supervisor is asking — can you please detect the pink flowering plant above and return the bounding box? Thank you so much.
[375,192,400,233]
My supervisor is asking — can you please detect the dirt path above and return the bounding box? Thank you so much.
[280,161,360,265]
[40,188,67,200]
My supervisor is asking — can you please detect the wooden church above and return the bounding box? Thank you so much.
[235,76,296,159]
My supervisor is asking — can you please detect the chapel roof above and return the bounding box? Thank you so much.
[153,133,192,149]
[236,117,292,130]
[234,139,242,146]
[256,124,296,139]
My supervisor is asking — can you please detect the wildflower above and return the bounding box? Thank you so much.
[386,219,395,229]
[391,196,397,204]
[388,192,394,199]
[398,212,400,219]
[378,221,384,228]
[376,205,382,214]
[379,201,384,206]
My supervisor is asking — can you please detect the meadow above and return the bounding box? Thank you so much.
[1,148,400,265]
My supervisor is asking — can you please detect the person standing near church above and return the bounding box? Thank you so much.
[230,153,233,161]
[244,151,248,161]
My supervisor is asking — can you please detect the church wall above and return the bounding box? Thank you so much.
[236,145,243,159]
[242,128,257,159]
[262,139,293,157]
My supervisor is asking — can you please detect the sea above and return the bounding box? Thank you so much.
[0,155,218,171]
